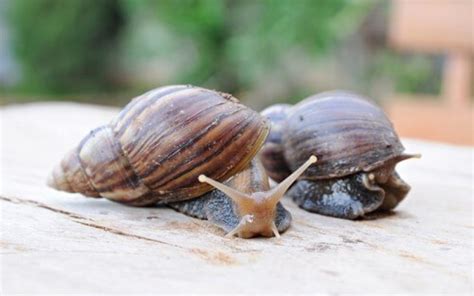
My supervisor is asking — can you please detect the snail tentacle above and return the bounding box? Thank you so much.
[265,155,317,205]
[271,222,281,238]
[198,156,316,238]
[225,214,254,238]
[198,174,250,204]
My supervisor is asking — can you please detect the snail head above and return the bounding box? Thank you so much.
[199,155,317,238]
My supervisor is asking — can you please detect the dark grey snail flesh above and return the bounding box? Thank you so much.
[47,85,316,238]
[260,91,420,220]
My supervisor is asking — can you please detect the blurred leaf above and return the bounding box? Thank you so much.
[372,51,442,94]
[120,0,366,93]
[8,0,124,94]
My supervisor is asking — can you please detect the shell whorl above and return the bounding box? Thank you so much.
[282,91,405,179]
[47,148,100,198]
[48,85,269,205]
[259,104,292,182]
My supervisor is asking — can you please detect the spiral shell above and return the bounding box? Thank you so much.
[283,91,405,179]
[48,85,269,205]
[259,104,292,182]
[261,91,405,180]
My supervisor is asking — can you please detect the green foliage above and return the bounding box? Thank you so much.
[122,0,368,93]
[224,0,365,91]
[372,51,441,95]
[8,0,124,94]
[8,0,437,101]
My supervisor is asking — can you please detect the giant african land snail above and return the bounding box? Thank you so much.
[260,91,420,219]
[48,85,316,238]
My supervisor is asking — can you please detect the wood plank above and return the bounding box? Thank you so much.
[389,0,473,53]
[443,53,472,107]
[385,97,474,146]
[1,103,472,294]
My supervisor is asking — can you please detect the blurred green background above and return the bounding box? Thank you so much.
[0,0,442,109]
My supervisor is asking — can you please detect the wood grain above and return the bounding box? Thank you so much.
[0,102,472,294]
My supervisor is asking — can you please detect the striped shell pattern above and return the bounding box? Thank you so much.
[261,91,405,181]
[48,85,269,206]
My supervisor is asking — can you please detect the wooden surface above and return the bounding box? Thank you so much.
[1,103,473,294]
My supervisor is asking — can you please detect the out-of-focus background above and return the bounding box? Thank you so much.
[0,0,472,145]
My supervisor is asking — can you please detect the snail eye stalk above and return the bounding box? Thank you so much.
[199,155,317,239]
[265,155,317,205]
[198,174,251,203]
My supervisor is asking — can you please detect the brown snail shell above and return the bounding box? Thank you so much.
[283,91,406,179]
[48,85,269,206]
[259,104,292,182]
[260,91,419,219]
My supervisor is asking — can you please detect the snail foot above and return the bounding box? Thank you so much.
[288,172,386,220]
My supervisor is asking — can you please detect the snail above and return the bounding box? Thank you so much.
[260,91,420,220]
[47,85,316,238]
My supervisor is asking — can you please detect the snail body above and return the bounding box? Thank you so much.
[260,91,419,219]
[169,159,301,238]
[48,85,315,238]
